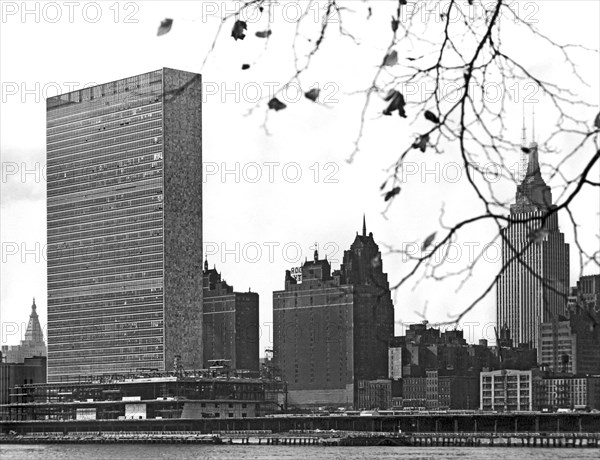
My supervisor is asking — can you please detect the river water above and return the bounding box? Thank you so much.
[1,445,599,459]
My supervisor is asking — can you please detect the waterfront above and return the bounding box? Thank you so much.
[2,444,600,460]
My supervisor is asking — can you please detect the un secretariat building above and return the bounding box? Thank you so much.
[46,69,203,382]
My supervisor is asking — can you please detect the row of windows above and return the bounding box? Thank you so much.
[47,357,165,376]
[48,269,164,291]
[48,98,161,142]
[47,295,163,316]
[48,183,162,215]
[49,344,163,359]
[49,328,164,347]
[48,183,163,216]
[48,205,162,238]
[48,165,163,204]
[48,174,163,212]
[48,279,163,301]
[48,315,163,331]
[48,285,163,307]
[47,353,164,368]
[48,252,162,278]
[47,87,163,129]
[48,247,163,275]
[48,124,162,163]
[48,232,162,262]
[48,115,162,151]
[48,218,163,246]
[48,155,163,196]
[47,144,162,182]
[48,193,162,226]
[49,263,163,287]
[47,136,163,176]
[47,302,164,326]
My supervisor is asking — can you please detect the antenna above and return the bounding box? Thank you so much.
[521,104,527,146]
[531,105,536,143]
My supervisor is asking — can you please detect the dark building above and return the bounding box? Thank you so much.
[388,324,490,409]
[0,355,46,420]
[497,142,570,348]
[1,298,46,363]
[202,260,259,372]
[401,370,479,410]
[568,274,600,315]
[497,345,537,371]
[540,375,600,410]
[46,69,203,382]
[389,324,494,379]
[273,218,394,408]
[357,379,392,410]
[538,310,600,375]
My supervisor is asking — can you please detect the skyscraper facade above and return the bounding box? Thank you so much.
[497,143,569,348]
[46,68,203,382]
[273,220,394,408]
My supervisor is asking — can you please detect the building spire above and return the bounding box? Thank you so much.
[362,214,367,237]
[525,143,540,177]
[23,297,44,344]
[204,257,208,272]
[314,242,318,262]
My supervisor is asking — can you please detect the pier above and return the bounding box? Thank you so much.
[1,413,599,447]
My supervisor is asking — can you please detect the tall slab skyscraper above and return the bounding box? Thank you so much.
[46,69,203,382]
[497,143,569,348]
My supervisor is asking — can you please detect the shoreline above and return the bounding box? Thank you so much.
[2,431,599,448]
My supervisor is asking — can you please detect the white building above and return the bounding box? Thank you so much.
[480,369,541,412]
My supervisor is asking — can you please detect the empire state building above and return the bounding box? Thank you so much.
[496,142,570,348]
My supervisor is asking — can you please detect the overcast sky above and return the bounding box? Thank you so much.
[1,1,599,354]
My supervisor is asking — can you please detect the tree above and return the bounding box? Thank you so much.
[159,1,599,331]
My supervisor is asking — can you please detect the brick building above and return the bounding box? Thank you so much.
[273,218,394,408]
[202,260,259,372]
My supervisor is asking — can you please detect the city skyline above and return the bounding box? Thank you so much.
[1,2,600,437]
[2,1,599,360]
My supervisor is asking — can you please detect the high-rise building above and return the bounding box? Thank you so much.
[46,69,203,382]
[1,298,46,364]
[538,311,600,375]
[202,260,259,372]
[496,142,570,348]
[569,274,600,314]
[273,218,394,408]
